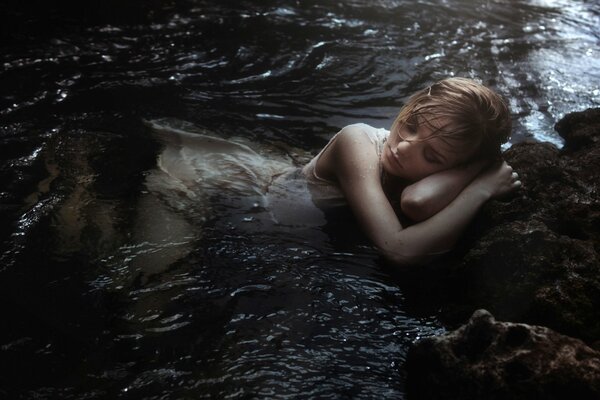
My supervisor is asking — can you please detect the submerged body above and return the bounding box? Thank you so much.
[145,78,521,268]
[146,121,388,221]
[145,120,327,229]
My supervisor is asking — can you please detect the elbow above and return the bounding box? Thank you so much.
[378,245,427,268]
[400,191,434,222]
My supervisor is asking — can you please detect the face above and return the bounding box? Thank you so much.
[381,113,475,182]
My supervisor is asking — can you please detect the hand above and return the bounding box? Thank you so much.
[471,160,521,199]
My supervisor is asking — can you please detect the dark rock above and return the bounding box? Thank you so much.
[406,309,600,400]
[555,108,600,151]
[444,108,600,344]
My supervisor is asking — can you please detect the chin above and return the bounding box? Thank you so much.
[383,166,411,183]
[382,164,399,179]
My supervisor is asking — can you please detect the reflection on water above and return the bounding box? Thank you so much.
[1,0,599,398]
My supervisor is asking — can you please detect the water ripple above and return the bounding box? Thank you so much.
[1,0,598,398]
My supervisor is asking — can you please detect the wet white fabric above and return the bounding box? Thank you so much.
[145,120,326,227]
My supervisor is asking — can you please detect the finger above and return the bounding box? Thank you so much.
[512,172,519,179]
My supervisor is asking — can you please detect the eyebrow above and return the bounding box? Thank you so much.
[407,114,420,127]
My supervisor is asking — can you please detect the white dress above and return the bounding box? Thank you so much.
[144,120,324,227]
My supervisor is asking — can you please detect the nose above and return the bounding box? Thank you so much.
[394,139,415,157]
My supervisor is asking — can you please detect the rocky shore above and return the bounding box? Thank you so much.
[406,108,600,398]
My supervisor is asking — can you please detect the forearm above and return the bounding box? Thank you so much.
[384,183,491,265]
[384,160,520,266]
[400,161,486,221]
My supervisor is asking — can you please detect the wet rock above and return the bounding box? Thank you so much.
[406,309,600,400]
[444,108,600,344]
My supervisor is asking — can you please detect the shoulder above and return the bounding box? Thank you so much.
[332,124,381,179]
[334,124,383,163]
[313,123,382,183]
[339,123,378,136]
[336,123,389,150]
[335,123,381,150]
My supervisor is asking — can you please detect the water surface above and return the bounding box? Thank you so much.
[1,0,599,398]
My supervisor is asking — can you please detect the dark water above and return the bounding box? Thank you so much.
[1,0,599,398]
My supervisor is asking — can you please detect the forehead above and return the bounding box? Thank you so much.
[412,107,452,131]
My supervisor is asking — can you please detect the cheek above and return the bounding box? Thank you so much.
[416,163,445,180]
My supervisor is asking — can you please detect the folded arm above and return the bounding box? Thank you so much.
[400,160,488,222]
[330,128,519,267]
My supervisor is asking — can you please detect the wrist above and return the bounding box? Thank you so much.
[455,160,487,182]
[464,181,493,202]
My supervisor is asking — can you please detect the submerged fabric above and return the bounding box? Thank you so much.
[146,121,389,218]
[146,120,324,227]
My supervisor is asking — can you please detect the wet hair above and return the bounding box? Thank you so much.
[391,77,512,162]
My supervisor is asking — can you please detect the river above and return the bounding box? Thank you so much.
[1,0,598,398]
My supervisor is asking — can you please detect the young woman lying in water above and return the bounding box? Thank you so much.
[301,77,521,265]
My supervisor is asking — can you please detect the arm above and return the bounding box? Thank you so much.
[386,164,518,265]
[330,128,519,266]
[400,160,488,221]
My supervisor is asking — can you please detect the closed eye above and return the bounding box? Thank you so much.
[407,122,417,134]
[405,115,419,134]
[425,153,442,164]
[424,146,445,164]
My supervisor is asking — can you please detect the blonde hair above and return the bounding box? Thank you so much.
[391,77,511,161]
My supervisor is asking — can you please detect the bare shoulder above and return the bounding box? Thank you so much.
[337,123,378,138]
[315,123,380,182]
[334,124,380,157]
[332,124,380,179]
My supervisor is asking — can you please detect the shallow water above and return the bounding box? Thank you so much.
[1,0,599,398]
